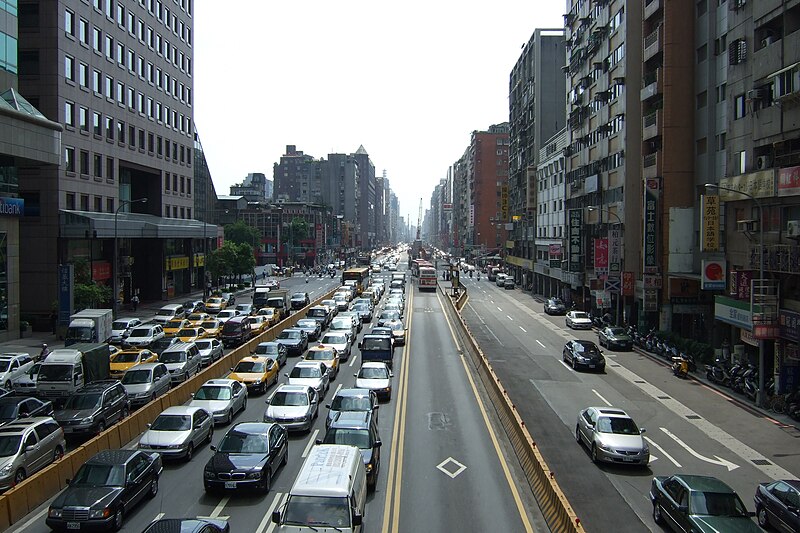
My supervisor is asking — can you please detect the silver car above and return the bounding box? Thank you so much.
[121,363,172,406]
[189,379,247,425]
[319,332,351,360]
[285,361,330,399]
[125,324,165,348]
[110,318,142,345]
[575,407,649,466]
[11,362,40,395]
[0,417,66,489]
[138,406,214,461]
[329,318,356,343]
[263,384,319,432]
[195,339,224,366]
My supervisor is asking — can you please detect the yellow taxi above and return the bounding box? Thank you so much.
[256,307,279,327]
[204,297,227,314]
[164,318,190,337]
[304,344,340,380]
[108,345,122,360]
[176,327,207,343]
[110,349,157,379]
[228,355,278,394]
[248,315,269,335]
[186,312,211,327]
[201,319,222,338]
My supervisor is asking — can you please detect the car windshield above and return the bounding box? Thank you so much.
[201,321,219,329]
[572,312,589,319]
[188,314,205,321]
[362,338,390,351]
[122,369,152,384]
[129,328,152,338]
[292,293,306,299]
[322,335,346,345]
[389,322,403,331]
[217,431,268,453]
[0,403,19,420]
[330,320,350,330]
[607,328,627,336]
[160,352,187,364]
[218,311,234,318]
[259,309,275,317]
[307,350,335,361]
[381,311,400,320]
[112,321,132,330]
[114,352,144,363]
[330,395,371,412]
[166,320,184,329]
[359,367,388,379]
[283,495,350,528]
[297,320,317,328]
[72,463,125,486]
[255,344,278,355]
[0,435,21,457]
[156,310,176,317]
[195,341,211,350]
[690,491,749,517]
[549,299,564,306]
[177,329,198,337]
[323,428,371,449]
[271,391,308,406]
[234,361,266,373]
[194,386,231,400]
[596,417,640,434]
[150,414,191,431]
[278,330,300,340]
[38,364,72,382]
[575,342,599,353]
[63,393,103,410]
[290,367,321,378]
[207,298,223,305]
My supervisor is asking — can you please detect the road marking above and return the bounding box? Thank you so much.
[660,427,739,471]
[349,354,358,367]
[536,340,545,349]
[438,291,534,533]
[644,436,682,468]
[436,457,467,479]
[506,315,513,321]
[519,326,527,333]
[256,492,285,533]
[333,383,342,396]
[484,325,504,346]
[496,306,502,312]
[11,507,48,532]
[153,513,165,522]
[559,361,572,371]
[302,429,320,458]
[209,496,230,518]
[591,389,613,407]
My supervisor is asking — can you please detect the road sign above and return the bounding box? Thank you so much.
[605,278,621,293]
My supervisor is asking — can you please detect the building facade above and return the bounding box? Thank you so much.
[230,172,271,202]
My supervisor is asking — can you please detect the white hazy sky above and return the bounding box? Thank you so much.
[194,1,564,220]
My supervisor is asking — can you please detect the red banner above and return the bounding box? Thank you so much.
[622,271,634,296]
[91,261,111,281]
[778,166,800,197]
[594,238,609,272]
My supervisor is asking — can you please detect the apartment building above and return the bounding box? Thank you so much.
[273,145,321,204]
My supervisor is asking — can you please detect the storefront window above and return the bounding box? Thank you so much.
[0,232,7,331]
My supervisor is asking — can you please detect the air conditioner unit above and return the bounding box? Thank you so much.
[762,36,774,47]
[736,219,759,233]
[747,89,764,100]
[756,155,773,170]
[787,220,800,238]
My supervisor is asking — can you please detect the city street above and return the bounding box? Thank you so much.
[458,275,800,532]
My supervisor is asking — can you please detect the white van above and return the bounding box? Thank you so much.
[272,444,366,532]
[152,303,186,325]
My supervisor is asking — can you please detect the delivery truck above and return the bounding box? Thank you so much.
[36,343,111,403]
[65,309,113,346]
[266,289,291,321]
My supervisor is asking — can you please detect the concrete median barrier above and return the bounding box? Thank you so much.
[438,284,585,533]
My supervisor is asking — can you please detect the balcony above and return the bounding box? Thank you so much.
[644,0,661,20]
[643,152,660,178]
[641,68,663,101]
[643,25,662,62]
[642,110,661,140]
[752,39,782,81]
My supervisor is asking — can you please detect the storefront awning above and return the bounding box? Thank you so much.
[60,210,218,239]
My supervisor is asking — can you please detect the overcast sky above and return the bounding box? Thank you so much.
[194,1,564,221]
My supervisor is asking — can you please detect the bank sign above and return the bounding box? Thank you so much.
[714,295,752,331]
[0,197,24,217]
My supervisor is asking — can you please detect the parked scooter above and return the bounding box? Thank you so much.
[743,369,760,402]
[672,355,689,378]
[706,358,732,386]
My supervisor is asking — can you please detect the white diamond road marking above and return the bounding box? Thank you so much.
[436,457,467,479]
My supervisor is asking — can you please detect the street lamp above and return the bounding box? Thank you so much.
[589,206,623,326]
[705,182,767,407]
[114,197,148,316]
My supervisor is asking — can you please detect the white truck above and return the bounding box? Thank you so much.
[36,343,111,403]
[65,309,113,347]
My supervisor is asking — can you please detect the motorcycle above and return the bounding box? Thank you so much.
[706,358,731,386]
[672,355,689,378]
[305,276,309,283]
[744,370,760,402]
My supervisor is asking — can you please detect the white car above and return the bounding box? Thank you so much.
[565,311,593,330]
[138,405,214,460]
[12,362,41,395]
[262,384,319,432]
[110,318,142,345]
[124,324,165,348]
[319,332,351,360]
[285,361,330,399]
[189,379,247,425]
[0,353,35,391]
[355,362,393,401]
[215,309,239,324]
[320,299,339,317]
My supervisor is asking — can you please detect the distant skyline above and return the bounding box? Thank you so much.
[194,1,563,220]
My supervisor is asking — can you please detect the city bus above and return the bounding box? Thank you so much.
[341,266,370,295]
[418,266,437,291]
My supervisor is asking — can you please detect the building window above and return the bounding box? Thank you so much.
[65,9,75,36]
[735,150,747,174]
[717,83,726,102]
[116,81,124,103]
[714,33,727,55]
[78,18,88,44]
[64,101,74,127]
[105,116,113,140]
[127,49,134,71]
[165,173,170,191]
[697,0,707,16]
[106,198,114,212]
[92,26,101,52]
[186,178,191,195]
[128,125,135,147]
[78,107,88,131]
[104,75,113,98]
[93,154,102,177]
[66,193,76,210]
[157,136,163,156]
[180,176,185,193]
[716,132,726,151]
[94,196,102,212]
[79,150,89,175]
[65,55,74,81]
[774,68,797,98]
[106,157,114,180]
[80,195,89,210]
[104,34,113,59]
[696,90,707,109]
[78,62,88,87]
[117,121,125,143]
[64,146,75,172]
[138,129,145,148]
[696,44,707,63]
[92,112,101,135]
[734,93,746,119]
[148,132,154,152]
[172,174,177,191]
[696,137,708,155]
[116,42,124,65]
[92,69,100,93]
[127,86,134,108]
[116,3,124,26]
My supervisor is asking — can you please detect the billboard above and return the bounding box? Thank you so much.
[702,259,726,290]
[568,209,583,271]
[701,194,720,252]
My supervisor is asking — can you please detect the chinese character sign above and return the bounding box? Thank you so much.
[608,228,621,277]
[594,238,609,276]
[643,178,660,272]
[568,209,583,272]
[622,271,634,296]
[58,264,74,326]
[701,194,720,252]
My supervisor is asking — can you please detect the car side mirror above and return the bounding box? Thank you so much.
[146,423,152,428]
[375,440,382,448]
[354,373,358,378]
[325,404,331,409]
[374,405,379,410]
[25,445,35,453]
[640,428,646,434]
[189,393,194,398]
[677,505,688,514]
[271,510,281,524]
[389,372,394,378]
[352,511,363,526]
[315,439,322,445]
[209,445,216,451]
[284,373,289,377]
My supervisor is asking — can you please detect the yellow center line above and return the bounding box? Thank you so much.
[380,287,414,533]
[436,290,535,533]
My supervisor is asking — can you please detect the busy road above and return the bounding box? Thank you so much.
[458,273,800,532]
[8,254,543,533]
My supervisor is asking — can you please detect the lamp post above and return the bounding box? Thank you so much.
[114,197,148,316]
[589,206,623,325]
[705,183,767,407]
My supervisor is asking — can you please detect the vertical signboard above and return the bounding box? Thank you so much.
[701,259,727,290]
[58,264,74,326]
[622,271,634,296]
[608,228,621,277]
[594,238,609,276]
[500,185,509,221]
[701,194,720,251]
[568,209,583,271]
[643,178,660,273]
[469,204,475,227]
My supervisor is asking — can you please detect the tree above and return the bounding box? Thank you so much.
[224,220,259,246]
[288,217,309,246]
[232,242,255,283]
[70,258,112,310]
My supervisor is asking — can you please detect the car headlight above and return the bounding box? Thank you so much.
[263,415,275,422]
[89,509,111,519]
[0,463,13,475]
[49,508,63,518]
[642,443,650,454]
[213,410,226,416]
[204,470,215,479]
[81,417,94,424]
[598,442,612,451]
[246,471,261,480]
[365,464,373,473]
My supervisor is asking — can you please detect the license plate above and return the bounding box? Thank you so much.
[589,364,596,368]
[67,522,80,530]
[622,457,635,462]
[224,481,237,489]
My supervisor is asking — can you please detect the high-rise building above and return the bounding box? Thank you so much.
[273,145,320,203]
[230,172,271,202]
[353,145,375,249]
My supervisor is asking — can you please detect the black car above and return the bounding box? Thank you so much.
[295,319,322,342]
[143,518,229,533]
[0,396,53,425]
[54,380,130,436]
[254,342,288,367]
[290,292,310,310]
[203,422,288,493]
[598,327,633,351]
[150,336,181,356]
[325,388,379,429]
[319,411,382,490]
[46,449,162,531]
[562,340,606,372]
[275,328,309,356]
[305,306,331,328]
[544,298,567,315]
[754,479,800,532]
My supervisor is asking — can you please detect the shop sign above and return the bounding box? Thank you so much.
[753,324,780,339]
[701,259,726,290]
[643,275,662,289]
[549,259,562,269]
[585,174,599,193]
[316,223,323,246]
[501,185,509,221]
[700,194,720,251]
[505,240,514,249]
[729,271,739,297]
[622,271,634,296]
[594,238,608,276]
[0,197,24,217]
[506,255,532,270]
[736,271,752,300]
[194,254,205,267]
[740,329,759,347]
[608,228,621,277]
[91,261,111,281]
[719,170,776,200]
[568,209,583,271]
[605,278,621,293]
[643,178,660,273]
[594,290,611,309]
[779,309,800,342]
[165,255,190,271]
[58,264,74,326]
[644,289,659,311]
[668,278,698,298]
[549,244,563,257]
[714,295,752,330]
[469,204,475,226]
[777,166,800,197]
